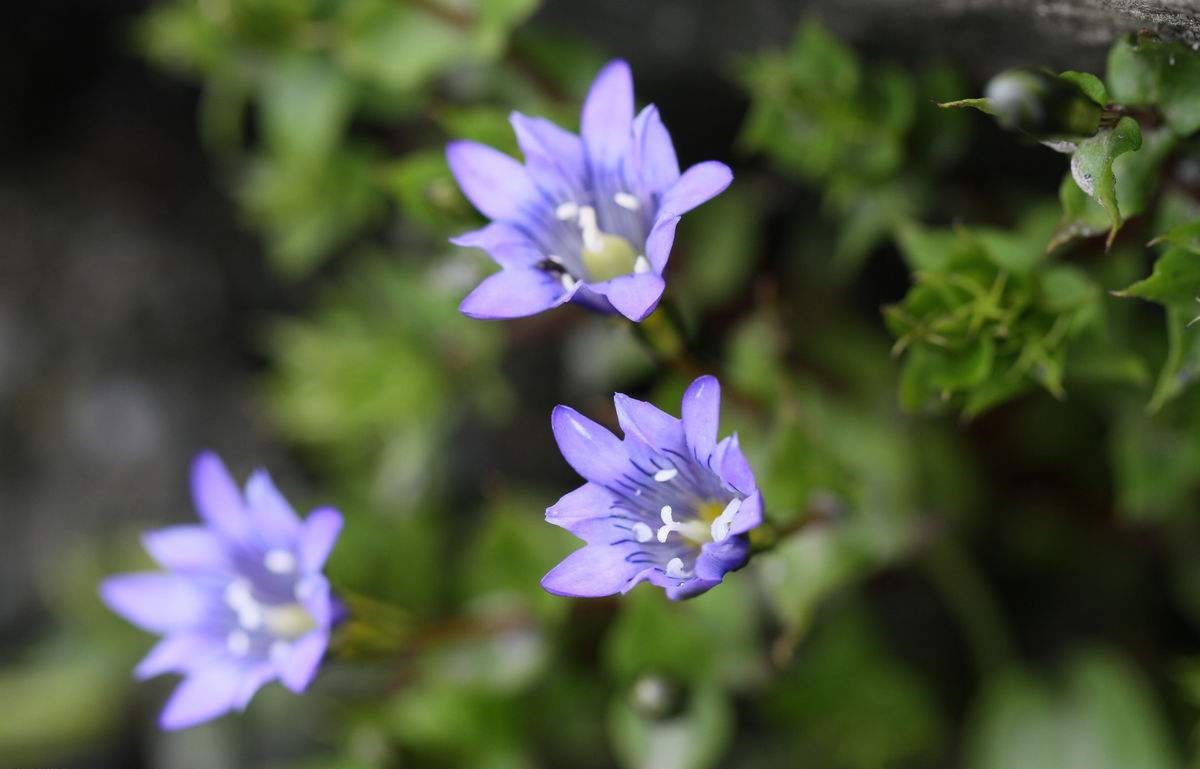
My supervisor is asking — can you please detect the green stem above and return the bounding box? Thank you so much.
[922,538,1014,674]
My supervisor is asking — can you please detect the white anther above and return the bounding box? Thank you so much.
[577,206,602,251]
[264,548,297,574]
[269,640,292,665]
[547,254,565,266]
[634,255,652,274]
[561,273,578,291]
[665,557,691,579]
[227,630,251,657]
[653,467,678,482]
[632,522,654,543]
[710,497,742,543]
[555,201,579,220]
[657,505,678,543]
[614,192,641,211]
[225,579,252,609]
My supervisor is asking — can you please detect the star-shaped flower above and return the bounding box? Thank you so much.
[100,452,343,729]
[542,375,763,600]
[448,59,733,322]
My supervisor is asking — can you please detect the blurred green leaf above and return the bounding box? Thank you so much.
[759,607,946,769]
[609,682,733,769]
[965,651,1180,769]
[1107,33,1200,136]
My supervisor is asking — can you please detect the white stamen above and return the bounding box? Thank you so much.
[710,498,742,543]
[264,548,297,574]
[657,505,677,543]
[555,201,579,220]
[227,630,251,656]
[632,522,654,543]
[614,192,641,211]
[634,255,652,274]
[225,578,264,630]
[561,273,578,291]
[224,579,252,610]
[653,467,678,482]
[547,254,565,266]
[665,557,691,579]
[269,640,292,664]
[577,206,602,251]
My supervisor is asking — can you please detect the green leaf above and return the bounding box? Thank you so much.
[1069,116,1142,245]
[1111,407,1200,521]
[334,2,468,95]
[1108,33,1200,136]
[1051,128,1175,251]
[759,608,946,769]
[938,97,993,114]
[1148,304,1200,413]
[965,652,1179,769]
[1116,247,1200,306]
[609,682,733,769]
[1058,70,1109,106]
[259,55,352,162]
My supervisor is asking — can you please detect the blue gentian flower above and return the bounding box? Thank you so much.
[542,375,763,600]
[100,452,343,730]
[447,59,733,322]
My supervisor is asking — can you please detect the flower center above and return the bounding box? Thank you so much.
[653,497,742,548]
[555,197,652,282]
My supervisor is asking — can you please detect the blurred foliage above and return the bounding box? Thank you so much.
[12,8,1200,769]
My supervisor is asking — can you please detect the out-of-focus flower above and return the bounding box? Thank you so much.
[542,375,762,600]
[447,59,733,322]
[100,452,343,730]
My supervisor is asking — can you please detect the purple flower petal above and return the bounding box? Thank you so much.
[546,482,616,535]
[730,490,764,537]
[581,59,634,171]
[191,451,251,543]
[234,662,277,710]
[681,375,721,462]
[278,631,328,693]
[135,633,213,680]
[715,433,757,496]
[551,406,629,485]
[665,578,721,601]
[100,573,209,633]
[511,111,587,196]
[300,507,343,573]
[694,537,750,581]
[450,222,538,267]
[244,470,303,547]
[657,161,733,220]
[645,215,680,274]
[460,268,572,320]
[142,525,231,573]
[632,105,680,195]
[296,573,333,627]
[597,272,665,322]
[541,542,642,597]
[613,393,686,455]
[446,140,539,223]
[158,661,245,730]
